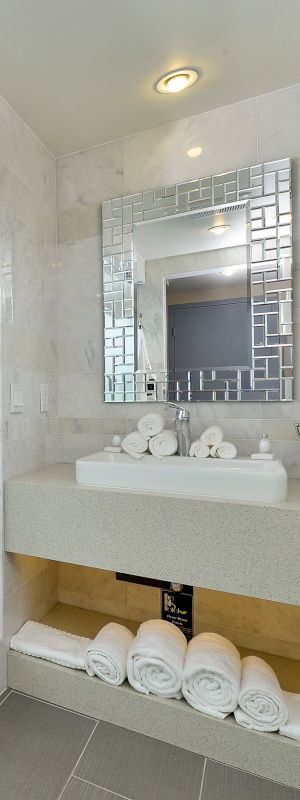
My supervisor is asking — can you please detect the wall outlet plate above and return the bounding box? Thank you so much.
[10,383,23,414]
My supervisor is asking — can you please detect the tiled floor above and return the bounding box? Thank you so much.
[0,690,299,800]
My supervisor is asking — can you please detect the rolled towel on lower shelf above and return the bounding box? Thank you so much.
[210,442,237,459]
[85,622,134,685]
[10,620,90,670]
[182,632,241,719]
[279,692,300,742]
[189,440,210,458]
[127,619,187,699]
[234,656,288,732]
[121,431,148,459]
[149,430,178,459]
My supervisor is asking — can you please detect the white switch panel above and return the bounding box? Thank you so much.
[40,383,49,413]
[10,383,23,414]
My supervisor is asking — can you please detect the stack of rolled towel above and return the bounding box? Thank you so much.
[10,619,299,742]
[121,413,178,460]
[189,425,237,460]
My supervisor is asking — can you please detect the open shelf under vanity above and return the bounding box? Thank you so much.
[7,602,300,791]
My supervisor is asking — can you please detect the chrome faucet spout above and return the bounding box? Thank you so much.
[167,402,190,456]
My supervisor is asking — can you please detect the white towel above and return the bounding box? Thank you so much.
[121,431,148,459]
[137,413,164,440]
[210,442,237,459]
[234,656,288,731]
[10,620,90,670]
[149,430,178,459]
[127,619,187,699]
[182,632,241,719]
[279,692,300,742]
[200,426,223,447]
[85,622,134,685]
[189,440,210,458]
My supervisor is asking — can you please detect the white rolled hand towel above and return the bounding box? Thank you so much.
[121,431,148,459]
[137,413,164,440]
[149,430,178,459]
[234,656,288,731]
[189,440,210,458]
[182,632,241,719]
[279,692,300,742]
[210,441,237,459]
[85,623,134,685]
[127,619,187,699]
[10,621,90,670]
[200,426,224,447]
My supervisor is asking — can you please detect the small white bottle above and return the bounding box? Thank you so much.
[112,433,122,447]
[251,433,274,460]
[259,434,271,454]
[104,432,122,453]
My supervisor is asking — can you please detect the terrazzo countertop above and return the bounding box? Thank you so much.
[4,464,300,604]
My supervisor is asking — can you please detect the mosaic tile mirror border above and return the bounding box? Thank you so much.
[102,157,292,402]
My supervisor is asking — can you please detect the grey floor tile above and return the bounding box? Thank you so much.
[61,777,124,799]
[0,692,95,800]
[75,720,205,800]
[202,760,300,800]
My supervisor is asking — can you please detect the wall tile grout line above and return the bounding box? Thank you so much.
[56,720,99,800]
[0,689,12,707]
[198,757,207,800]
[74,775,134,800]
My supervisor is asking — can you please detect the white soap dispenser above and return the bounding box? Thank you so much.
[104,431,122,453]
[251,433,274,460]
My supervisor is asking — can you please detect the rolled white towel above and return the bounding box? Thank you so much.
[121,431,148,459]
[182,632,241,719]
[200,426,223,447]
[149,430,178,459]
[234,656,288,731]
[189,440,210,458]
[10,621,90,670]
[127,619,187,699]
[211,442,237,459]
[85,623,134,685]
[137,413,164,440]
[279,692,300,742]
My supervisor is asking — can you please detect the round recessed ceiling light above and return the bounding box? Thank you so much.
[187,146,203,158]
[208,224,230,236]
[155,68,199,94]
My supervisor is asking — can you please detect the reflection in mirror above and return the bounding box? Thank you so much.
[135,205,251,400]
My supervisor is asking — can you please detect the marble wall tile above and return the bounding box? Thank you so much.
[56,140,124,212]
[58,203,101,244]
[59,432,107,463]
[58,565,127,618]
[124,99,258,195]
[3,562,58,649]
[59,373,103,418]
[257,85,300,162]
[261,600,300,645]
[57,339,102,374]
[57,236,102,341]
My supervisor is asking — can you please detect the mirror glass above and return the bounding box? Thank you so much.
[102,159,293,402]
[135,206,251,401]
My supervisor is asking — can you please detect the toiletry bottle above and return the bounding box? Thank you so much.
[259,434,271,454]
[112,432,122,447]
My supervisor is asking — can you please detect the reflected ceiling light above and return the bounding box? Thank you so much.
[155,68,199,94]
[208,224,230,235]
[187,146,203,158]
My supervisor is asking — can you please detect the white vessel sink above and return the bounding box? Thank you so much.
[76,452,287,502]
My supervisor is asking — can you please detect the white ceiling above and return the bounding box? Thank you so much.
[0,0,300,156]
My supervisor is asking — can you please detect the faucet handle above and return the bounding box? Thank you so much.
[167,402,189,421]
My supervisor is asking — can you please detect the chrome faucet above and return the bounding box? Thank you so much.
[168,403,190,456]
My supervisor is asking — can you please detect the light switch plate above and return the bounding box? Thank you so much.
[40,383,49,413]
[10,383,23,414]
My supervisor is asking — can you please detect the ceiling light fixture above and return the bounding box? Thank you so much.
[155,68,199,94]
[208,224,230,236]
[187,146,203,158]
